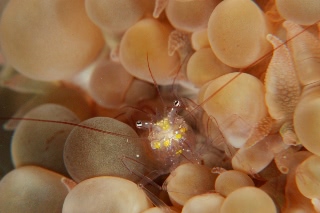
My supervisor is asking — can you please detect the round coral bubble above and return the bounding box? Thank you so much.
[202,72,267,148]
[294,87,320,156]
[64,117,149,183]
[187,48,233,87]
[0,0,104,81]
[0,166,69,213]
[208,0,271,68]
[220,186,277,213]
[11,104,80,176]
[62,176,152,213]
[215,170,254,197]
[165,0,219,32]
[166,163,217,207]
[85,0,147,34]
[296,155,320,199]
[182,193,225,213]
[120,18,180,85]
[276,0,320,25]
[89,61,134,108]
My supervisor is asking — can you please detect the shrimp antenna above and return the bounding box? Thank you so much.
[1,117,143,139]
[170,52,192,101]
[146,53,165,108]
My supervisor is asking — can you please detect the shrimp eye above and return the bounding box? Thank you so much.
[173,100,180,107]
[136,121,143,128]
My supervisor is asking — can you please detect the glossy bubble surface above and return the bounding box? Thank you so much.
[64,117,149,182]
[0,166,69,213]
[0,0,104,81]
[62,176,152,213]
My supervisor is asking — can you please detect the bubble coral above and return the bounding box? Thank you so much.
[220,186,277,213]
[0,166,69,213]
[208,0,272,68]
[294,87,320,156]
[142,207,178,213]
[186,48,234,87]
[165,163,217,207]
[202,72,267,148]
[89,60,156,108]
[165,0,220,33]
[283,20,320,86]
[276,0,320,26]
[181,193,225,213]
[232,134,275,174]
[190,29,210,50]
[119,18,180,85]
[296,155,320,200]
[88,61,135,108]
[0,0,104,81]
[85,0,149,34]
[62,176,152,213]
[2,0,320,212]
[64,117,149,183]
[11,104,80,176]
[214,170,254,197]
[4,86,92,130]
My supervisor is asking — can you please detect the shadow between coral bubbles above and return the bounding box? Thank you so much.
[0,87,32,178]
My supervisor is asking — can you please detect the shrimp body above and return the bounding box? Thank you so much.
[136,100,199,172]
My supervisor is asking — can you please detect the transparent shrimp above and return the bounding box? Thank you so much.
[135,99,200,173]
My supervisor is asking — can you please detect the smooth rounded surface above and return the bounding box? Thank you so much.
[276,0,320,25]
[296,155,320,199]
[191,29,210,50]
[165,0,218,32]
[11,104,80,176]
[182,193,225,213]
[0,0,104,81]
[142,207,178,213]
[187,48,233,87]
[89,61,134,108]
[0,166,69,213]
[64,117,149,182]
[202,72,267,148]
[294,88,320,156]
[166,163,216,207]
[231,135,275,174]
[85,0,146,33]
[215,170,254,196]
[120,18,180,85]
[220,187,277,213]
[208,0,271,68]
[62,176,152,213]
[283,21,320,87]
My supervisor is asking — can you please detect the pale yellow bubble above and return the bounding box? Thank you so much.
[11,104,80,176]
[0,166,69,213]
[165,0,219,32]
[62,176,152,213]
[166,163,217,207]
[296,155,320,199]
[0,0,104,81]
[187,48,234,87]
[203,72,267,148]
[215,170,254,197]
[119,18,180,85]
[276,0,320,25]
[220,187,277,213]
[182,193,225,213]
[294,87,320,156]
[208,0,271,68]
